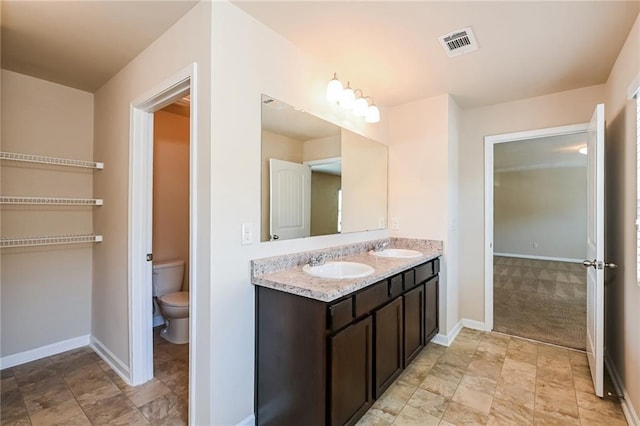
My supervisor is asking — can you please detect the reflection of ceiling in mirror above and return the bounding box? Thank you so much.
[262,95,340,140]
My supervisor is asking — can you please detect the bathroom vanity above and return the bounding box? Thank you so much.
[251,239,441,426]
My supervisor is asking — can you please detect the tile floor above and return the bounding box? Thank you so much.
[494,256,586,350]
[2,327,626,426]
[358,328,627,426]
[0,327,188,425]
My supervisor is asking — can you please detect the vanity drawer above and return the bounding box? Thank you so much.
[355,281,389,317]
[389,274,403,298]
[415,261,436,284]
[403,269,416,291]
[328,298,353,332]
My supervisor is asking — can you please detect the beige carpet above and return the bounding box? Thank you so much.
[493,256,586,350]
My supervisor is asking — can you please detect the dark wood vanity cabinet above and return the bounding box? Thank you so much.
[255,257,440,426]
[373,296,403,398]
[330,316,373,426]
[425,275,439,341]
[403,284,425,367]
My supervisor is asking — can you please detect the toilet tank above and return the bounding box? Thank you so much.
[152,260,185,297]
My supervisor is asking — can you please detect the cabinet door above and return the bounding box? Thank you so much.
[425,277,439,342]
[374,297,403,398]
[330,316,373,426]
[403,284,425,367]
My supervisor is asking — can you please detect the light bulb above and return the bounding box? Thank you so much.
[353,96,369,116]
[339,82,355,109]
[326,73,343,103]
[365,104,380,123]
[579,146,588,155]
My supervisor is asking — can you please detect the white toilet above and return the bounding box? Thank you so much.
[153,259,189,344]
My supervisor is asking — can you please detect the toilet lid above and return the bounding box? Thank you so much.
[159,291,189,307]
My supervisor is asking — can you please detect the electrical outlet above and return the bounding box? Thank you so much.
[391,217,400,230]
[241,223,253,245]
[533,242,538,249]
[378,217,386,229]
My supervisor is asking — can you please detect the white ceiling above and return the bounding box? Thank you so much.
[1,0,198,92]
[494,133,587,173]
[3,1,638,107]
[235,1,640,108]
[262,95,341,140]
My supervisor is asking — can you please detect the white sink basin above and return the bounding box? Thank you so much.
[303,261,375,279]
[369,248,423,259]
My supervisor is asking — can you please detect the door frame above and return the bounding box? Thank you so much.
[483,123,588,330]
[128,64,198,417]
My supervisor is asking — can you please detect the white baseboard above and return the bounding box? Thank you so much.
[431,318,488,347]
[90,336,132,386]
[605,350,640,426]
[432,320,463,347]
[236,414,255,426]
[494,252,583,264]
[462,318,486,331]
[0,334,90,369]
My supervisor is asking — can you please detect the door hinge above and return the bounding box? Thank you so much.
[146,253,153,262]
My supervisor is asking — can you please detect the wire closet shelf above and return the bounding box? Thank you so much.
[1,234,103,249]
[0,151,104,170]
[0,196,103,206]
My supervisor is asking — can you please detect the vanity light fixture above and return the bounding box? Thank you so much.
[326,73,343,102]
[326,73,381,123]
[339,82,356,109]
[353,90,369,117]
[365,101,381,124]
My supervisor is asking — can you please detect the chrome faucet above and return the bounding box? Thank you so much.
[373,241,389,252]
[309,253,327,267]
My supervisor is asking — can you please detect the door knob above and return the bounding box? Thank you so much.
[582,260,618,269]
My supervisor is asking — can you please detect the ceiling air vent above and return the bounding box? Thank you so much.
[438,27,479,57]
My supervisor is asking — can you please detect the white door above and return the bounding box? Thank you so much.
[269,158,311,241]
[584,103,607,397]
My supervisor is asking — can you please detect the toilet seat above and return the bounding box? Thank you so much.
[158,291,189,307]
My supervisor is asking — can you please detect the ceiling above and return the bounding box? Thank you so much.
[1,1,198,92]
[2,1,638,107]
[235,1,640,108]
[262,95,341,140]
[494,133,587,173]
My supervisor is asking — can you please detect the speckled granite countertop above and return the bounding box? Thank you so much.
[251,238,443,302]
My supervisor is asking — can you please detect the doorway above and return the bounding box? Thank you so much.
[128,64,198,423]
[484,123,590,345]
[491,132,588,349]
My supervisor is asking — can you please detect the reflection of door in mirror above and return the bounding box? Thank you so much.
[261,95,343,242]
[269,159,311,241]
[261,94,388,242]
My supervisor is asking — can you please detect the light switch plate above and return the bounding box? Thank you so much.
[391,217,400,230]
[241,223,253,245]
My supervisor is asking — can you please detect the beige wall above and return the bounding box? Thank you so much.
[310,172,340,236]
[302,135,341,162]
[260,130,303,241]
[494,167,587,260]
[210,2,389,423]
[153,110,190,290]
[1,70,94,356]
[341,129,388,233]
[387,94,460,334]
[92,2,212,423]
[458,84,606,323]
[603,13,640,419]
